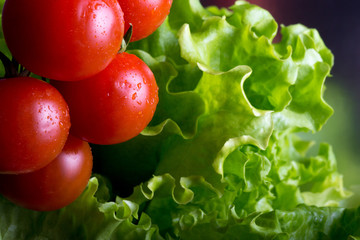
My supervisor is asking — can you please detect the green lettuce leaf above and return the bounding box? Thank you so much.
[227,1,278,40]
[0,177,163,239]
[174,204,358,240]
[273,24,334,132]
[178,16,296,111]
[1,175,357,239]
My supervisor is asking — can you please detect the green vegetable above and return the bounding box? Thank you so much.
[1,0,359,239]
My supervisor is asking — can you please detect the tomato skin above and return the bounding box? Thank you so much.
[0,77,71,174]
[117,0,172,42]
[2,0,124,81]
[52,52,159,145]
[0,135,93,211]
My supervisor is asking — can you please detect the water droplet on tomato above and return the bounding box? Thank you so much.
[150,98,156,105]
[132,93,137,100]
[95,3,102,10]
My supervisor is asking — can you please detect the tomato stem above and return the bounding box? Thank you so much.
[13,58,30,77]
[0,52,18,78]
[18,69,31,77]
[42,77,50,83]
[119,24,133,53]
[0,52,31,78]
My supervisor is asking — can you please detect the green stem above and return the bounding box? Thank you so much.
[0,52,32,78]
[0,52,18,78]
[119,24,133,53]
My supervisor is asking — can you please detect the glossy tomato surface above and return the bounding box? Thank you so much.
[0,135,93,211]
[2,0,124,81]
[53,52,159,145]
[0,77,71,174]
[117,0,172,41]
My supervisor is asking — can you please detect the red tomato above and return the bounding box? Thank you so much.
[2,0,125,81]
[0,135,93,211]
[117,0,173,42]
[0,77,71,174]
[52,52,159,145]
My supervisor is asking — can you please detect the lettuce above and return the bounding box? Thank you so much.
[1,0,359,239]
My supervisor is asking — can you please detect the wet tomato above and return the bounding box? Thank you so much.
[0,77,70,174]
[117,0,172,41]
[0,135,93,211]
[2,0,125,81]
[52,52,159,145]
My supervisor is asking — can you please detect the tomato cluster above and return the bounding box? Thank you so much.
[0,0,172,211]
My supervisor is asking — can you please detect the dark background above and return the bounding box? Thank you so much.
[201,0,360,205]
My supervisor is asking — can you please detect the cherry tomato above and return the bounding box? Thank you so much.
[52,52,159,145]
[117,0,173,42]
[0,77,71,174]
[2,0,125,81]
[0,135,93,211]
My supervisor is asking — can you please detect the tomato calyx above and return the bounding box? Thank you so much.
[119,24,133,53]
[0,51,30,79]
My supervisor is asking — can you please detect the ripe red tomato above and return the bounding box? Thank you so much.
[0,135,93,211]
[2,0,125,81]
[52,52,159,145]
[117,0,173,42]
[0,77,71,174]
